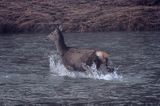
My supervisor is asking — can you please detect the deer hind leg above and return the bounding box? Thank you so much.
[93,56,102,69]
[96,51,109,63]
[95,51,110,69]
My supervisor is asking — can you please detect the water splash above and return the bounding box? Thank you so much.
[49,54,122,80]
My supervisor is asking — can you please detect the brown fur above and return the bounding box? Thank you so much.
[48,26,111,72]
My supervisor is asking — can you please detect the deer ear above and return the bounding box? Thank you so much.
[48,31,55,41]
[58,25,63,31]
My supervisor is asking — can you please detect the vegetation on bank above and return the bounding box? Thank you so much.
[0,0,160,33]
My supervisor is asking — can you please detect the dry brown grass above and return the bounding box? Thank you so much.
[0,0,160,33]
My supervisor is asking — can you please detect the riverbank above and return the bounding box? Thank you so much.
[0,0,160,33]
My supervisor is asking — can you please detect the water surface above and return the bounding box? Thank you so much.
[0,32,160,106]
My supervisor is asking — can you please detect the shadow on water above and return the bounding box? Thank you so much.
[0,32,160,105]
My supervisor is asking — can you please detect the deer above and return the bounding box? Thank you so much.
[48,26,114,73]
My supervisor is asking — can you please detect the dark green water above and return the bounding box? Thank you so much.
[0,32,160,106]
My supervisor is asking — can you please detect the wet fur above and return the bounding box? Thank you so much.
[48,27,110,72]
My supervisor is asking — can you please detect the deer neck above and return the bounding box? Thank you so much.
[54,33,67,56]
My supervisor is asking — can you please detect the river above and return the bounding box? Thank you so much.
[0,32,160,106]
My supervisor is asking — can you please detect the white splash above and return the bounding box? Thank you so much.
[49,54,122,81]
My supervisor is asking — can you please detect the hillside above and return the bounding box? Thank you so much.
[0,0,160,33]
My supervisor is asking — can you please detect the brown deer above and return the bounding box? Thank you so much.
[48,26,114,72]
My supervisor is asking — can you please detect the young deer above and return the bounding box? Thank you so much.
[48,26,113,72]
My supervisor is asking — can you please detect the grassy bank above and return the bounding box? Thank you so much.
[0,0,160,33]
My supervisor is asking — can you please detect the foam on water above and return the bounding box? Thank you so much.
[49,54,122,80]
